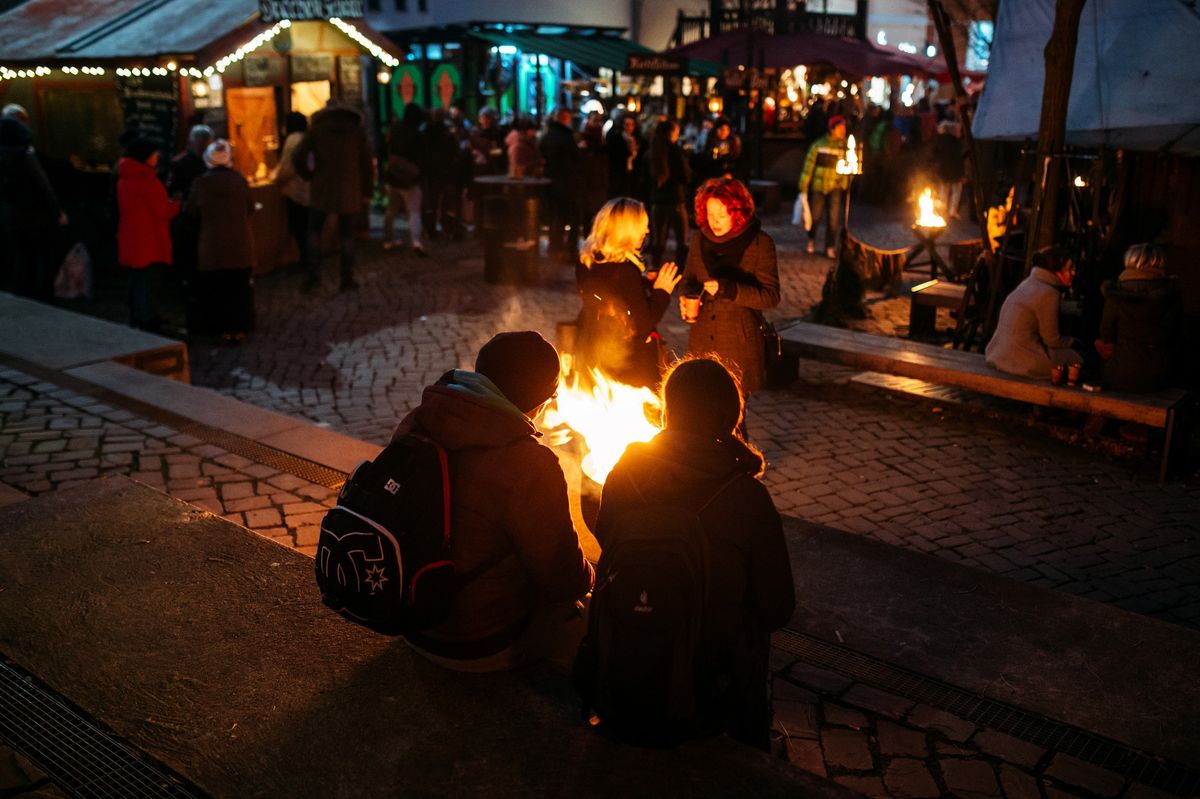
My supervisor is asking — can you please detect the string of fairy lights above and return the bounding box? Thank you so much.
[0,17,398,83]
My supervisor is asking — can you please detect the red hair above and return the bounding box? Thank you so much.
[694,177,755,235]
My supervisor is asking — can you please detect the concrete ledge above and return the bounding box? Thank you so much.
[0,477,847,798]
[65,361,378,474]
[787,517,1200,768]
[0,293,187,380]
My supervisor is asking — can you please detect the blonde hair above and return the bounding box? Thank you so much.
[580,197,648,270]
[1124,243,1164,272]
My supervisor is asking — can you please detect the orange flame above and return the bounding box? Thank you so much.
[916,187,946,228]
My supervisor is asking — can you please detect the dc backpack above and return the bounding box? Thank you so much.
[574,475,739,747]
[315,434,456,635]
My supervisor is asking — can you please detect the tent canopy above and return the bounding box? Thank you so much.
[667,28,930,77]
[972,0,1200,154]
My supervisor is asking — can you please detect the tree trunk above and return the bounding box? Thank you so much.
[1028,0,1087,263]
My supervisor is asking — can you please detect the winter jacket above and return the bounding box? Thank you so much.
[1098,274,1181,392]
[575,258,671,388]
[274,132,311,206]
[0,118,61,231]
[595,429,795,749]
[185,166,256,272]
[539,120,582,196]
[505,130,541,178]
[165,150,206,203]
[116,157,179,269]
[649,143,692,206]
[293,106,373,214]
[985,267,1076,379]
[682,219,781,393]
[606,127,640,197]
[392,371,594,659]
[798,133,851,196]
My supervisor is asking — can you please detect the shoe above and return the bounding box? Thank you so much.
[825,247,837,259]
[805,241,815,254]
[382,240,397,251]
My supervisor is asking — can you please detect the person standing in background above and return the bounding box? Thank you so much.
[273,112,311,268]
[606,113,640,198]
[0,104,67,299]
[382,104,427,256]
[798,116,851,259]
[117,137,178,330]
[539,107,583,263]
[647,118,692,271]
[578,111,610,236]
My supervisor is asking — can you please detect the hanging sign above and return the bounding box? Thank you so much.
[259,0,363,23]
[430,64,461,109]
[392,65,425,111]
[625,54,688,76]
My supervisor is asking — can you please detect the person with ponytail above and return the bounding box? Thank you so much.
[593,357,795,750]
[574,197,682,388]
[681,177,780,395]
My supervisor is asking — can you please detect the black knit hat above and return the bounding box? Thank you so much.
[663,357,743,438]
[127,137,160,163]
[475,331,561,413]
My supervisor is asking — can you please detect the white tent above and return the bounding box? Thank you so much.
[972,0,1200,154]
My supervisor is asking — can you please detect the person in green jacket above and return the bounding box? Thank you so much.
[798,115,851,259]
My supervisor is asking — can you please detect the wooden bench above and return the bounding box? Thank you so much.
[749,179,782,214]
[909,279,966,335]
[779,321,1193,480]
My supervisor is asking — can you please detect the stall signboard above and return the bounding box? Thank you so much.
[244,56,272,87]
[625,54,688,76]
[292,53,333,82]
[116,73,178,152]
[259,0,363,22]
[338,55,363,104]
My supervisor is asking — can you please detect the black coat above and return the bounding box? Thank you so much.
[0,119,60,230]
[185,167,255,271]
[649,143,692,206]
[539,120,581,195]
[595,429,795,749]
[1098,277,1181,392]
[575,258,670,388]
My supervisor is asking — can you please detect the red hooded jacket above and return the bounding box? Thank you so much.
[117,157,179,269]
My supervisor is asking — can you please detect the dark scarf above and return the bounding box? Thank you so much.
[697,217,761,278]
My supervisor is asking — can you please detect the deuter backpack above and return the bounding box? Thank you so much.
[574,475,739,747]
[315,434,456,636]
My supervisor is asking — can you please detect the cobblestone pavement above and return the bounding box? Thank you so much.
[0,365,337,557]
[768,658,1169,799]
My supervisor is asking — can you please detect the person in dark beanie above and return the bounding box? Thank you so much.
[592,356,794,750]
[395,331,594,672]
[0,110,67,298]
[117,137,178,329]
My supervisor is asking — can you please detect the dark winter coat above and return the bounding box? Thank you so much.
[606,127,638,197]
[166,149,207,202]
[116,157,179,269]
[575,258,671,388]
[539,120,582,196]
[420,118,460,183]
[0,118,61,231]
[933,132,965,183]
[185,166,256,272]
[579,125,610,216]
[1098,275,1181,392]
[693,132,743,183]
[293,106,373,214]
[649,143,692,206]
[682,219,781,393]
[392,371,594,659]
[595,429,795,749]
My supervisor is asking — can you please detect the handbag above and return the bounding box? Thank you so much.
[757,315,798,389]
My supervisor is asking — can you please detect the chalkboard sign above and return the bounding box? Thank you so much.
[292,53,332,83]
[116,73,178,153]
[338,55,362,104]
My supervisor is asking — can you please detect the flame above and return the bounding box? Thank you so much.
[542,356,662,484]
[835,134,859,175]
[916,188,946,228]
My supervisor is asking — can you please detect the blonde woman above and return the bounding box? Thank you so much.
[575,197,683,388]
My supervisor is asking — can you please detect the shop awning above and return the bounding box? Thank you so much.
[469,29,654,73]
[667,28,931,77]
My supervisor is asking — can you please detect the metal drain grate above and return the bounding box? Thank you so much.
[0,659,205,798]
[0,354,349,489]
[773,628,1200,796]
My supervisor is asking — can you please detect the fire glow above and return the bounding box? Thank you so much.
[835,134,860,175]
[916,188,946,228]
[542,357,662,485]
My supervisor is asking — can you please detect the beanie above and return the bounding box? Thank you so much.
[204,138,232,168]
[475,331,561,413]
[663,358,743,438]
[127,137,160,163]
[827,115,846,132]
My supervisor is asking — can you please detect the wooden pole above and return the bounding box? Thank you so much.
[1026,0,1087,268]
[928,0,989,249]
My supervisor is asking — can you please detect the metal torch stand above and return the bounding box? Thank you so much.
[905,224,949,281]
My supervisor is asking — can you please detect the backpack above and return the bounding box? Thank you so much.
[314,434,456,636]
[574,475,739,747]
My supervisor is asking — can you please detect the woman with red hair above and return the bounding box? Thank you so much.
[680,177,780,394]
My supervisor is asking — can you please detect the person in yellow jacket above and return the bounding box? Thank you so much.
[797,116,851,259]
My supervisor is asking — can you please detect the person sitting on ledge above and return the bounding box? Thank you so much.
[396,331,594,672]
[985,246,1081,380]
[1094,243,1181,393]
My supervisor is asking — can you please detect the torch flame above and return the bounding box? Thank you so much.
[835,134,859,175]
[916,188,946,228]
[542,356,662,485]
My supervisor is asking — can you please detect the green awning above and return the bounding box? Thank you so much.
[470,29,653,72]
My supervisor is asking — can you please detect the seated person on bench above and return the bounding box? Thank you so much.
[397,331,595,672]
[985,247,1081,380]
[1094,243,1181,393]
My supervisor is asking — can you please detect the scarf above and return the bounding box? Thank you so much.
[696,216,761,279]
